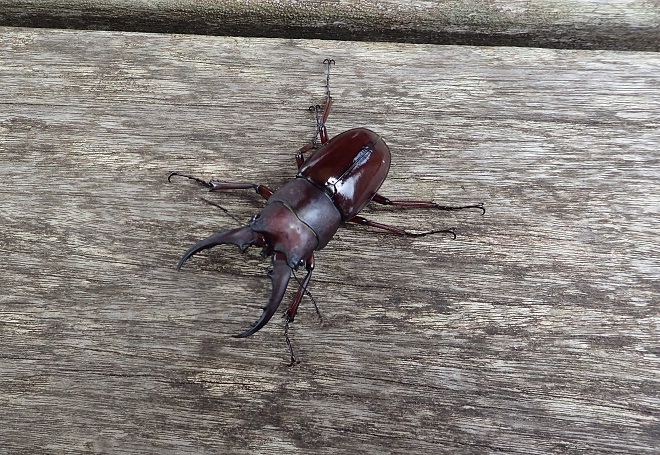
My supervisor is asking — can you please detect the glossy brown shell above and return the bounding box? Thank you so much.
[297,128,391,220]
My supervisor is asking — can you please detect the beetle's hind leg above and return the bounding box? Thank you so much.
[352,194,483,238]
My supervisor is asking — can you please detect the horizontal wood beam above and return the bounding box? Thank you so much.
[0,0,658,50]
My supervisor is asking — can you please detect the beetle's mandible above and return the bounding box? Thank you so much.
[169,59,484,364]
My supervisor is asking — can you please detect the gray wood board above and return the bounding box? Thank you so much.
[1,27,659,454]
[0,0,659,51]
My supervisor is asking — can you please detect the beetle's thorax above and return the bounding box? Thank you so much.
[250,178,342,268]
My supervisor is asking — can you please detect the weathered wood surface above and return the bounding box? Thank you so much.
[0,0,659,51]
[1,26,659,454]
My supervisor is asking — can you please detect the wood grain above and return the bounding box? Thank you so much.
[0,0,658,50]
[1,27,659,454]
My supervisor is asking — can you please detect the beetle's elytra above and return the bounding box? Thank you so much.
[170,59,484,364]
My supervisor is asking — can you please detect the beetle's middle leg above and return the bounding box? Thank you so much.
[371,193,485,215]
[348,215,457,239]
[168,172,273,200]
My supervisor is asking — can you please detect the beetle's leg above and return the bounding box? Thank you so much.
[295,143,316,168]
[372,193,485,215]
[168,172,211,187]
[318,98,333,145]
[319,59,335,144]
[324,58,335,98]
[298,104,330,164]
[285,254,315,324]
[308,59,336,147]
[284,317,299,366]
[349,215,457,239]
[208,180,274,200]
[281,254,314,367]
[168,172,273,200]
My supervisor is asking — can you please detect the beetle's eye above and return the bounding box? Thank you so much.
[325,177,338,196]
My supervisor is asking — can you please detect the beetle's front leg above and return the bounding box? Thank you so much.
[168,172,274,200]
[371,193,485,215]
[282,254,315,366]
[285,254,315,323]
[349,215,457,239]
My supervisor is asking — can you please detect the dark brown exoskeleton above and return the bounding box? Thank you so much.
[169,59,484,364]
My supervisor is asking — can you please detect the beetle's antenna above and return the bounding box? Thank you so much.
[284,318,299,366]
[199,197,242,224]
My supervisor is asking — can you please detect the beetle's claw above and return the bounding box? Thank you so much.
[233,252,291,338]
[464,202,485,215]
[176,226,264,270]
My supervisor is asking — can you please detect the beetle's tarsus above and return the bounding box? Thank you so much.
[291,269,323,324]
[323,58,335,99]
[168,171,212,188]
[433,202,486,215]
[306,289,323,324]
[284,317,299,366]
[405,227,457,239]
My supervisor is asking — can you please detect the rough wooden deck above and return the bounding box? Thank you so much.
[1,26,659,454]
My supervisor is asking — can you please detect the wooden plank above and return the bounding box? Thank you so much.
[0,0,658,50]
[1,26,659,454]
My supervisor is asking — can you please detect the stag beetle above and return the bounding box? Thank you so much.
[169,59,484,364]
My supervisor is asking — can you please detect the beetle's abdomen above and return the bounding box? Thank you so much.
[298,128,391,220]
[268,178,342,250]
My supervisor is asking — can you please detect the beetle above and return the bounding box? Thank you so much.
[170,59,484,363]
